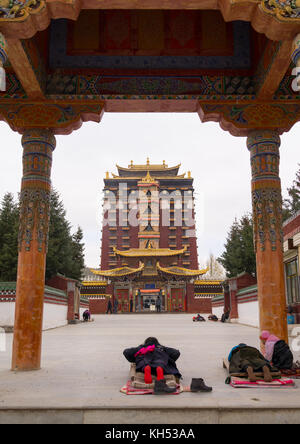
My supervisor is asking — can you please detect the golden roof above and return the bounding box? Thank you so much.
[117,162,181,172]
[157,263,209,277]
[111,173,187,180]
[194,280,223,285]
[113,246,187,257]
[81,281,107,286]
[91,263,144,277]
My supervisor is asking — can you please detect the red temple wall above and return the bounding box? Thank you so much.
[90,298,107,314]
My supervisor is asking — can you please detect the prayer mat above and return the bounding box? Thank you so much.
[120,380,184,395]
[281,368,300,379]
[230,376,295,388]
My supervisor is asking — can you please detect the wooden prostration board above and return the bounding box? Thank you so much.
[223,358,281,378]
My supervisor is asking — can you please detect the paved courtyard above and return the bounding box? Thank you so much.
[1,314,300,424]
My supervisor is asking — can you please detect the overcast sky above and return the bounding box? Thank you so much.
[0,113,299,268]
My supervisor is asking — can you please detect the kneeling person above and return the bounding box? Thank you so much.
[228,343,275,382]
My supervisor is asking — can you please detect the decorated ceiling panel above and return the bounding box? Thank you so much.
[49,10,251,70]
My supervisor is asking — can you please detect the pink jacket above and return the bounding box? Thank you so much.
[134,345,155,358]
[265,335,280,362]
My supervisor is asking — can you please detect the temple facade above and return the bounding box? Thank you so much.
[81,161,223,313]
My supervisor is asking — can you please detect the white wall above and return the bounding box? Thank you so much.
[0,302,15,326]
[0,301,68,331]
[42,303,68,330]
[237,300,259,328]
[212,305,224,319]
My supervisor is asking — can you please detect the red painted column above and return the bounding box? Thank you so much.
[247,130,288,342]
[12,129,56,371]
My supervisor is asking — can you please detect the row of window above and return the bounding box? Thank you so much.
[286,259,300,304]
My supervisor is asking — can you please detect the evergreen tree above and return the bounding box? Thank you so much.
[0,193,19,281]
[46,189,74,280]
[0,189,85,282]
[218,214,256,278]
[70,226,85,281]
[283,165,300,221]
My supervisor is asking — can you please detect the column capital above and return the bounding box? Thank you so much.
[21,128,56,152]
[247,130,281,185]
[246,129,281,152]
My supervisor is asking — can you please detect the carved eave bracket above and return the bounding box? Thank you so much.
[0,100,105,134]
[198,102,300,137]
[0,0,300,40]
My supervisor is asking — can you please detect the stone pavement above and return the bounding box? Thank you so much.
[0,314,300,424]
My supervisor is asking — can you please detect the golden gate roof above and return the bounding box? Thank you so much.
[194,280,223,285]
[113,246,187,257]
[91,263,144,277]
[157,263,209,277]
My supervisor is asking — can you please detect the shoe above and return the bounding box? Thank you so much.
[190,378,212,392]
[154,379,177,395]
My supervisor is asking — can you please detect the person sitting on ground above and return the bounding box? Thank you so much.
[193,314,205,322]
[208,314,218,322]
[123,337,181,394]
[228,343,275,382]
[260,330,293,370]
[83,309,91,322]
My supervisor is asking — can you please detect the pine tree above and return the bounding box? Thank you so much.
[283,165,300,221]
[0,193,19,281]
[70,226,85,281]
[218,214,256,278]
[0,189,85,282]
[46,189,74,280]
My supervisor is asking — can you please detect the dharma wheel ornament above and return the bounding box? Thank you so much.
[0,32,7,91]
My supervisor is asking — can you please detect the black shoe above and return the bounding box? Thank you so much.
[154,379,177,395]
[190,378,212,392]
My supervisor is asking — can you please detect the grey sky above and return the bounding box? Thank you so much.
[0,114,299,268]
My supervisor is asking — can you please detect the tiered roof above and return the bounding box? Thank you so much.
[113,246,187,257]
[157,263,208,278]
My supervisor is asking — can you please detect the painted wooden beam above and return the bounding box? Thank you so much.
[6,38,45,99]
[256,39,294,100]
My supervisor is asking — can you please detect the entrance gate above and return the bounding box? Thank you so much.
[0,1,298,370]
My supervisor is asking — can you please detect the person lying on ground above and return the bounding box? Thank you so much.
[228,343,276,382]
[260,330,294,370]
[193,314,206,322]
[123,337,181,394]
[208,314,218,322]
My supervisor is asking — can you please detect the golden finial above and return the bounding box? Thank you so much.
[130,160,133,167]
[106,172,110,179]
[147,157,150,166]
[163,160,166,166]
[142,171,155,183]
[187,171,191,179]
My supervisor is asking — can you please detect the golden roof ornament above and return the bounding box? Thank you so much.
[142,171,155,183]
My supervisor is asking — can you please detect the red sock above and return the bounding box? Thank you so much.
[144,365,152,384]
[156,366,164,381]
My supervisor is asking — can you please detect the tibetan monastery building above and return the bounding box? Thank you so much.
[81,160,223,313]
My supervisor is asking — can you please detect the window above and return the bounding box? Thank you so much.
[286,259,300,304]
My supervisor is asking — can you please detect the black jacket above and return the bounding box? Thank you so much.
[123,344,181,377]
[272,340,293,370]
